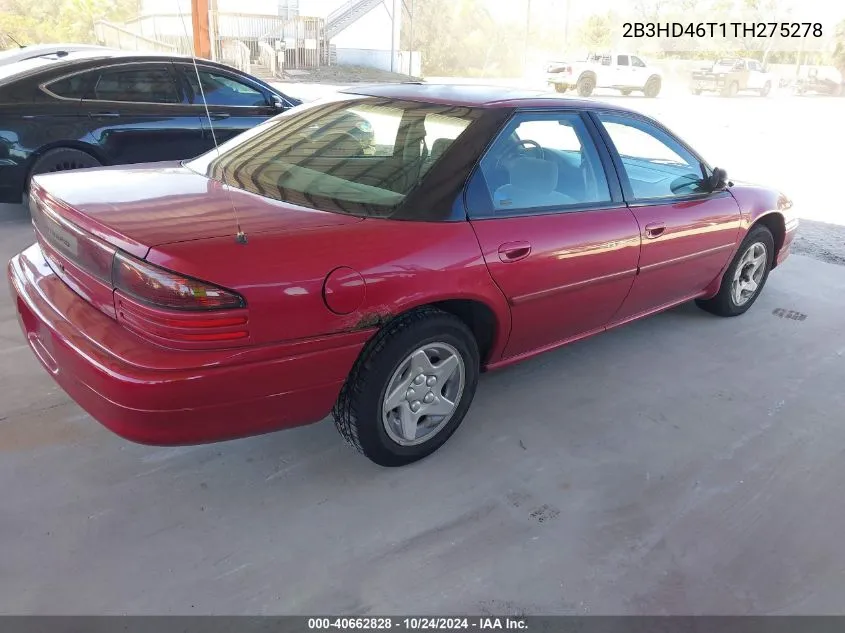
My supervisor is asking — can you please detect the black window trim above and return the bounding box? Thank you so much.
[586,109,729,208]
[41,61,186,106]
[175,62,284,109]
[463,107,626,221]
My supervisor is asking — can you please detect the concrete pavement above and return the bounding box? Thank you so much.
[2,212,845,614]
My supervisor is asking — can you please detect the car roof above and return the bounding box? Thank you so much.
[0,49,275,87]
[339,82,630,111]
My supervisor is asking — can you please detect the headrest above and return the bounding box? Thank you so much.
[429,138,453,160]
[508,157,558,193]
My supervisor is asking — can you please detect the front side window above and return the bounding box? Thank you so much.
[631,56,646,68]
[90,66,179,103]
[597,113,706,200]
[185,97,477,216]
[185,69,268,107]
[618,55,630,66]
[466,111,611,217]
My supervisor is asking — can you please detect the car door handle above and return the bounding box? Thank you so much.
[90,112,120,118]
[497,241,532,263]
[644,222,666,239]
[209,112,230,120]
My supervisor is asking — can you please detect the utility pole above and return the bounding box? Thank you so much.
[408,0,415,76]
[564,0,571,51]
[523,0,531,73]
[191,0,211,59]
[390,0,399,73]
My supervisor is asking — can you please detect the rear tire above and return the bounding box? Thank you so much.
[760,81,772,97]
[554,84,568,94]
[576,75,595,97]
[643,76,661,97]
[24,148,101,211]
[620,88,633,96]
[696,225,775,317]
[332,307,480,467]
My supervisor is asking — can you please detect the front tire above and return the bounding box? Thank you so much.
[696,225,775,317]
[554,84,568,94]
[333,308,480,467]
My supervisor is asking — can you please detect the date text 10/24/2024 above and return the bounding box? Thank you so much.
[308,617,528,630]
[623,22,823,38]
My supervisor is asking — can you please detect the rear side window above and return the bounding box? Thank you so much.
[184,69,267,107]
[90,67,179,103]
[618,55,629,66]
[185,97,478,217]
[46,73,91,99]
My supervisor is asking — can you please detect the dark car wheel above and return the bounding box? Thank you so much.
[554,84,568,93]
[24,148,101,208]
[696,225,775,317]
[333,307,480,467]
[760,81,772,97]
[576,75,595,97]
[643,76,661,98]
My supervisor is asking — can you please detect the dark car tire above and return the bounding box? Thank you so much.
[760,81,772,97]
[333,307,480,467]
[576,75,595,97]
[643,76,661,98]
[24,148,102,210]
[620,88,633,96]
[554,84,568,93]
[696,225,775,318]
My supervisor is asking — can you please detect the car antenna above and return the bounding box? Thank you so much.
[177,5,247,244]
[5,33,24,48]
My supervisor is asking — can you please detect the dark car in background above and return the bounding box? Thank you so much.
[0,50,311,204]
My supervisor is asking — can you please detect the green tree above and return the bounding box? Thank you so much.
[834,19,845,75]
[0,0,136,49]
[575,13,613,51]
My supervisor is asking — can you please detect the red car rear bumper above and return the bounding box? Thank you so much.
[8,244,369,445]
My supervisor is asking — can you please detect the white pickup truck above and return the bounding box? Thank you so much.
[690,58,776,97]
[546,52,663,98]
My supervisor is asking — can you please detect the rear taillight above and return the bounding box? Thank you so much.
[112,252,249,348]
[112,251,244,311]
[32,183,249,348]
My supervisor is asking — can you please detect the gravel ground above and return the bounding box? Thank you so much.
[792,219,845,267]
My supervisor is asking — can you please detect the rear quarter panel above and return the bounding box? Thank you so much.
[145,218,513,363]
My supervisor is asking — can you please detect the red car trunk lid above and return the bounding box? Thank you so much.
[31,162,362,258]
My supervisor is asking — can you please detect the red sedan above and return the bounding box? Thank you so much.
[8,84,798,466]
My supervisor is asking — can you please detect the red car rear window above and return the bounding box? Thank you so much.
[185,97,480,217]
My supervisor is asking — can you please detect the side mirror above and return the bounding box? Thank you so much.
[272,96,286,111]
[708,167,728,191]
